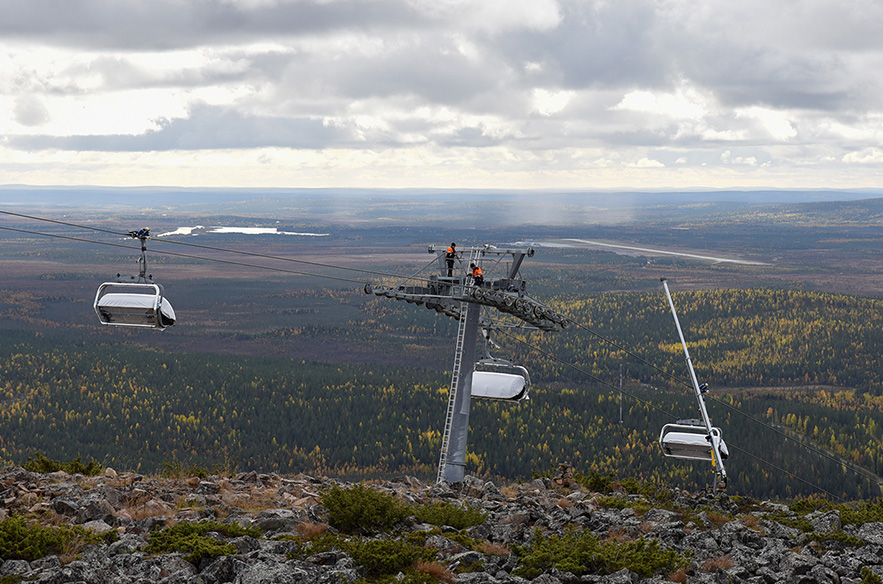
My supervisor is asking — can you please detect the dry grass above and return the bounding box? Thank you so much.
[741,515,761,530]
[668,567,689,583]
[125,499,175,521]
[701,555,734,573]
[222,487,278,513]
[499,484,521,498]
[297,522,328,538]
[476,541,511,556]
[705,511,731,528]
[414,561,455,584]
[604,527,632,543]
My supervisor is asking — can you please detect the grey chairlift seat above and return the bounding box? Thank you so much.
[659,422,729,461]
[471,358,531,401]
[94,282,176,329]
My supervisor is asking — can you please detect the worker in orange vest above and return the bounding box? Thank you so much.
[445,242,458,277]
[470,263,484,287]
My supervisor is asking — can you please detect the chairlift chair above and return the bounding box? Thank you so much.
[92,227,176,330]
[94,281,176,330]
[659,422,729,462]
[471,358,531,401]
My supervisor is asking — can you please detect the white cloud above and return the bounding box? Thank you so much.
[532,88,574,116]
[721,150,758,166]
[736,106,798,140]
[629,157,664,168]
[843,148,883,164]
[613,85,708,120]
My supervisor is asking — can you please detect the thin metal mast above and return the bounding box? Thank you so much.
[660,278,727,485]
[437,298,470,482]
[437,247,483,483]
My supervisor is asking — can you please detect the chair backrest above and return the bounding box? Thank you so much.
[659,423,726,461]
[94,282,176,330]
[471,371,529,401]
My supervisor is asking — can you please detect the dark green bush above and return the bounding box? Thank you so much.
[812,531,865,547]
[21,452,103,477]
[145,520,260,565]
[0,516,110,562]
[286,532,435,580]
[321,484,409,535]
[862,566,883,584]
[514,527,689,579]
[789,496,833,516]
[413,501,486,529]
[347,538,435,577]
[839,499,883,526]
[574,470,617,493]
[596,495,651,516]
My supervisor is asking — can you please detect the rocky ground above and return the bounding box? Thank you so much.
[1,464,882,583]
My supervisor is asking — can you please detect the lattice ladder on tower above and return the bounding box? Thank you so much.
[436,248,482,483]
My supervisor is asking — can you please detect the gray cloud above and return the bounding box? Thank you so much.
[10,104,352,151]
[0,0,428,50]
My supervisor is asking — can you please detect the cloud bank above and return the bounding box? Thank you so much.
[1,0,882,188]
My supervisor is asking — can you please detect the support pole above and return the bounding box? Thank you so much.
[661,278,727,485]
[440,301,481,483]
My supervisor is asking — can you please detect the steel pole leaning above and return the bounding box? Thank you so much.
[661,278,727,483]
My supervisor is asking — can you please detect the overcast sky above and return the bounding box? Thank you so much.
[1,0,882,190]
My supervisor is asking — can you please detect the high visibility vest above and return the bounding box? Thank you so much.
[472,266,482,278]
[446,246,455,257]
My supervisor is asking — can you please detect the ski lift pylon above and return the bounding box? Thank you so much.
[93,228,176,330]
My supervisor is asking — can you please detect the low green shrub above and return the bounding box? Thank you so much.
[811,530,865,547]
[286,532,435,580]
[596,495,651,516]
[0,516,112,562]
[347,538,435,577]
[145,520,260,565]
[514,527,689,579]
[840,499,883,526]
[789,496,833,516]
[574,470,617,494]
[787,496,883,527]
[21,452,103,477]
[862,566,883,584]
[321,484,409,535]
[413,501,486,529]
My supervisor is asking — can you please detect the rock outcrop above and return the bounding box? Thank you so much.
[1,466,881,583]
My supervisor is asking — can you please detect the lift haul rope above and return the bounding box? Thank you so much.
[0,223,366,285]
[0,209,872,499]
[0,210,426,284]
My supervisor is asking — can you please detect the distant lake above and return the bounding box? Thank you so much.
[157,226,329,237]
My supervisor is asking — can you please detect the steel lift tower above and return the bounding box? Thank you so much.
[365,244,566,483]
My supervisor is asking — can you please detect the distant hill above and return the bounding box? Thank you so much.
[3,185,883,226]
